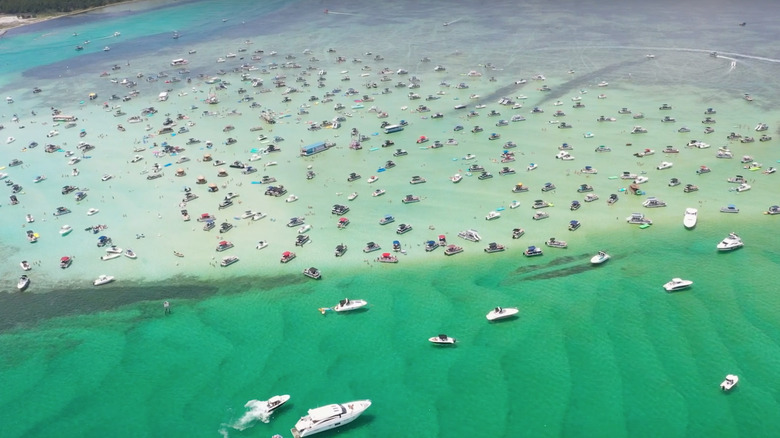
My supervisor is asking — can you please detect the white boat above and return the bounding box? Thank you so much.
[124,249,137,259]
[332,298,368,312]
[59,225,73,236]
[298,224,312,234]
[717,232,743,251]
[657,161,673,170]
[428,334,456,345]
[256,240,269,249]
[105,246,122,254]
[347,192,358,201]
[20,260,31,271]
[291,400,372,438]
[509,200,520,209]
[486,307,519,321]
[485,211,501,220]
[93,274,115,286]
[450,174,462,183]
[683,208,698,229]
[735,183,751,192]
[18,275,30,291]
[367,175,378,183]
[590,251,610,264]
[101,253,121,261]
[87,208,99,216]
[264,394,291,413]
[720,374,739,391]
[26,214,34,223]
[286,194,299,203]
[663,278,693,292]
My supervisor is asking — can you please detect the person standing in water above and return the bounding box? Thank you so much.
[163,301,171,315]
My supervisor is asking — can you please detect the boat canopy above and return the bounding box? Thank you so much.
[382,253,391,257]
[282,251,291,256]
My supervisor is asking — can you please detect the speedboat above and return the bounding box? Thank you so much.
[262,395,291,414]
[720,375,739,391]
[590,251,610,264]
[20,260,31,271]
[101,252,121,261]
[429,334,456,345]
[333,298,368,312]
[486,307,519,321]
[450,174,462,183]
[124,249,137,259]
[59,225,73,236]
[93,274,115,286]
[717,232,743,251]
[663,278,693,292]
[291,400,371,437]
[657,161,673,170]
[735,183,751,192]
[683,208,698,229]
[720,204,739,213]
[87,208,99,216]
[298,224,312,234]
[485,211,501,220]
[18,275,30,291]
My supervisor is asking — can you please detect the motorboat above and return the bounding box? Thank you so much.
[396,223,413,234]
[457,229,481,242]
[295,235,311,247]
[568,220,581,231]
[101,252,121,261]
[735,183,751,192]
[720,204,739,213]
[376,252,399,263]
[486,307,519,321]
[512,228,525,239]
[577,184,593,193]
[410,175,426,184]
[333,298,368,312]
[717,232,743,251]
[642,197,666,208]
[626,213,652,225]
[532,199,552,209]
[298,224,312,234]
[303,267,322,279]
[363,242,382,253]
[429,334,456,345]
[280,251,296,263]
[633,148,654,157]
[527,163,538,171]
[337,217,349,229]
[25,214,34,223]
[220,256,239,267]
[523,246,543,256]
[484,242,506,253]
[290,399,371,437]
[59,225,73,236]
[20,260,31,271]
[765,205,780,215]
[657,161,673,170]
[634,176,649,184]
[444,244,463,256]
[512,183,529,193]
[510,200,521,209]
[545,237,567,248]
[486,211,501,221]
[532,212,549,220]
[401,194,420,204]
[696,165,711,174]
[450,174,462,183]
[216,240,234,252]
[124,249,137,259]
[720,375,739,391]
[334,243,347,257]
[683,208,698,229]
[590,251,610,264]
[663,278,693,292]
[379,215,395,225]
[541,182,556,192]
[287,217,305,227]
[93,274,115,286]
[18,275,30,291]
[570,200,581,211]
[286,194,299,203]
[584,194,599,202]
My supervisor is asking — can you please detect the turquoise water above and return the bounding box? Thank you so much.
[1,1,780,437]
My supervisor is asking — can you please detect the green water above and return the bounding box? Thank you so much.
[2,0,780,437]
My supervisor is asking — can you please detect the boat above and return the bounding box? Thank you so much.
[410,175,426,184]
[486,307,519,321]
[532,212,549,220]
[657,161,673,170]
[512,228,525,239]
[303,267,322,279]
[510,200,521,209]
[683,208,698,229]
[216,240,234,252]
[372,189,386,197]
[93,274,115,286]
[764,205,780,215]
[484,242,506,253]
[696,165,711,174]
[444,244,463,256]
[363,242,381,253]
[512,183,529,193]
[663,278,693,292]
[532,199,552,209]
[642,197,667,208]
[220,256,239,267]
[720,375,739,391]
[541,182,556,192]
[429,334,456,345]
[290,399,372,437]
[717,232,743,251]
[735,183,751,192]
[101,252,121,261]
[379,215,395,225]
[626,213,652,225]
[347,192,358,201]
[590,251,610,264]
[59,225,73,236]
[457,229,481,242]
[280,251,296,263]
[485,211,501,221]
[333,298,368,312]
[20,260,31,271]
[286,194,299,203]
[18,275,30,291]
[568,220,581,231]
[523,246,543,257]
[570,200,581,211]
[545,237,567,248]
[720,204,739,213]
[376,252,399,263]
[634,176,649,184]
[634,148,654,157]
[124,249,137,259]
[527,163,538,171]
[298,224,312,234]
[450,174,463,183]
[33,175,46,183]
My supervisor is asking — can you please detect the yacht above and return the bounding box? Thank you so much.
[683,208,698,229]
[333,298,368,312]
[590,251,610,264]
[717,232,743,251]
[93,274,115,286]
[663,278,693,292]
[291,400,372,438]
[720,375,739,391]
[429,334,456,345]
[18,275,30,291]
[486,307,519,321]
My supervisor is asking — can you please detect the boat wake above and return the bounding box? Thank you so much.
[228,399,273,431]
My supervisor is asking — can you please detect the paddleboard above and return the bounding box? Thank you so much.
[164,163,172,167]
[608,176,618,179]
[251,181,262,184]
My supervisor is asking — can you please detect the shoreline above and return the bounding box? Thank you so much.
[0,0,144,31]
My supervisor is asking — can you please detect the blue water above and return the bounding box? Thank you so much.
[1,1,780,437]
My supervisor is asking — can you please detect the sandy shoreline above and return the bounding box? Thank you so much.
[0,0,142,31]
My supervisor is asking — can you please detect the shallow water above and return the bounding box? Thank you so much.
[1,0,780,437]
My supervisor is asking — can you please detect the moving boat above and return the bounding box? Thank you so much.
[290,400,372,438]
[486,307,519,321]
[333,298,368,312]
[717,232,743,251]
[683,208,698,229]
[663,278,693,292]
[590,251,610,264]
[93,274,115,286]
[429,334,456,345]
[720,375,739,391]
